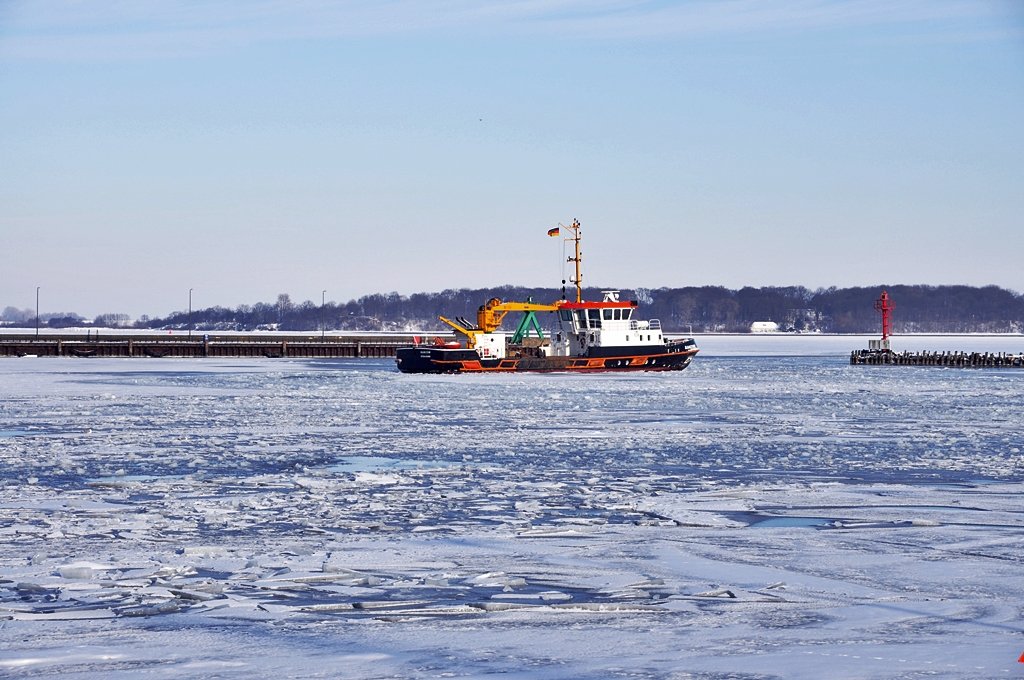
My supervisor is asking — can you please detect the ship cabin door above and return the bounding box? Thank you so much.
[558,308,583,334]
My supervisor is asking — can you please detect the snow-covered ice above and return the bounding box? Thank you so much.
[1,348,1022,678]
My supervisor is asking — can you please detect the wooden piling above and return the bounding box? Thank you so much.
[851,349,1024,368]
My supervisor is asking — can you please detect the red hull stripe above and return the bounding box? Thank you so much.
[558,301,637,309]
[429,350,697,373]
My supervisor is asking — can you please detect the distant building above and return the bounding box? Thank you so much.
[750,321,779,333]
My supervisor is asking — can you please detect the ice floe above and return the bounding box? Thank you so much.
[0,355,1022,678]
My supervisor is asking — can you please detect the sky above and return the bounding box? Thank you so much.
[2,1,1023,319]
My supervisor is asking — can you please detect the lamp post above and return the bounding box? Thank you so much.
[188,288,193,338]
[321,290,326,339]
[35,286,40,339]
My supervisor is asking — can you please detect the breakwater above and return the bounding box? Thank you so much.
[851,349,1024,368]
[0,333,429,359]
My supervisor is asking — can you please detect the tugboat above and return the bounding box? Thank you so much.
[395,220,699,373]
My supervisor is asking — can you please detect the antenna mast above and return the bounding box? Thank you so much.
[567,219,582,303]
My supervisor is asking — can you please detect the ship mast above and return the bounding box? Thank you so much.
[567,219,582,303]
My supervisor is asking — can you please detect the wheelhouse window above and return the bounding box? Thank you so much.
[587,309,602,329]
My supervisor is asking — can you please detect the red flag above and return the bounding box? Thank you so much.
[547,227,560,237]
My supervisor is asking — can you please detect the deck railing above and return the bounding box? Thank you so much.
[628,319,662,331]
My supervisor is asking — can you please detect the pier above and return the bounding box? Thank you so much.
[851,349,1024,368]
[850,290,1023,368]
[0,333,428,359]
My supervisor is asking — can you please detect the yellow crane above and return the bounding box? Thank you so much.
[440,297,560,348]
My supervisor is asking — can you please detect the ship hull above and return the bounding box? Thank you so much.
[395,340,698,374]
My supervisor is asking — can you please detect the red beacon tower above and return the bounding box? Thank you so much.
[871,290,894,351]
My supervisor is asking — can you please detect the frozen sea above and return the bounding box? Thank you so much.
[1,336,1023,679]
